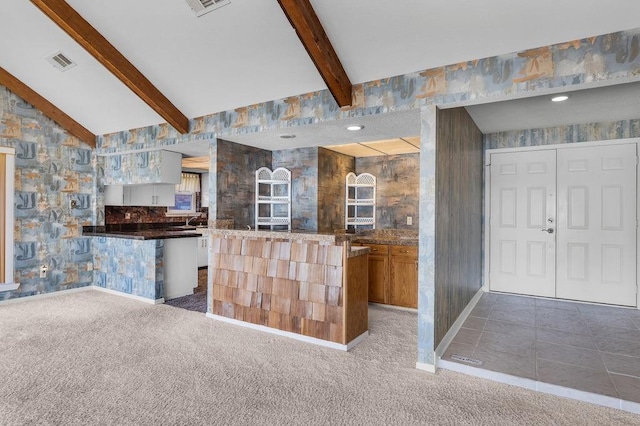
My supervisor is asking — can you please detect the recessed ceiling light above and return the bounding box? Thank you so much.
[346,125,364,131]
[551,95,569,102]
[280,134,296,139]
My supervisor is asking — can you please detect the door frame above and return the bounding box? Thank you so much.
[483,138,640,309]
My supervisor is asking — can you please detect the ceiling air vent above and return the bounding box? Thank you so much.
[185,0,230,17]
[45,51,77,72]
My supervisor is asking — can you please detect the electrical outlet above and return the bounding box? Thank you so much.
[40,265,48,279]
[125,212,131,220]
[407,216,413,226]
[87,263,93,271]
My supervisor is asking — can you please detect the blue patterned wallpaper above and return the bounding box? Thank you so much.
[102,149,180,185]
[92,237,163,300]
[4,27,640,366]
[96,29,640,156]
[0,87,96,301]
[92,27,640,368]
[484,118,640,149]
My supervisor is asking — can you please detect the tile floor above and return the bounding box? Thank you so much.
[442,292,640,404]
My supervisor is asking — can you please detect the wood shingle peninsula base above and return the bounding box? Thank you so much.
[207,230,369,347]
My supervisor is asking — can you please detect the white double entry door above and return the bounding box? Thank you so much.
[488,143,638,306]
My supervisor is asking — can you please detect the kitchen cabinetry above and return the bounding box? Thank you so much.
[129,184,175,206]
[164,237,198,300]
[346,172,376,230]
[103,150,182,185]
[104,185,130,206]
[366,244,389,304]
[105,184,175,206]
[389,245,418,308]
[255,167,291,230]
[355,243,418,309]
[197,236,208,268]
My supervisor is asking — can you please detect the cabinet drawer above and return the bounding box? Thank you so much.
[366,244,389,256]
[390,245,418,258]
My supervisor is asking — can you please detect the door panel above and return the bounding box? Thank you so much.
[556,144,637,306]
[489,150,556,297]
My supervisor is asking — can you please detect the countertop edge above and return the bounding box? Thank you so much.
[82,231,202,240]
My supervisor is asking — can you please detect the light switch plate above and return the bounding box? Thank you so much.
[407,216,413,225]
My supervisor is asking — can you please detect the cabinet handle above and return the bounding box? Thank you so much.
[371,248,379,252]
[400,249,409,253]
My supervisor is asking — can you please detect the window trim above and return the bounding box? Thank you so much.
[1,147,17,290]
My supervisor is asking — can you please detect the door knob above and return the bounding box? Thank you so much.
[541,228,554,234]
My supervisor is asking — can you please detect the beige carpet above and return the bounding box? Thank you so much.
[0,291,638,425]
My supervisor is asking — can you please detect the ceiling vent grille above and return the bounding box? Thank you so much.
[185,0,230,17]
[45,51,77,72]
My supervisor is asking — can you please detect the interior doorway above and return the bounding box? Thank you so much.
[487,141,638,307]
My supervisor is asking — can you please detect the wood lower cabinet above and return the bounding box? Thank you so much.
[389,245,418,309]
[357,243,418,309]
[367,244,389,304]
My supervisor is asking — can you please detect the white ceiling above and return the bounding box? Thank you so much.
[466,81,640,134]
[1,1,640,142]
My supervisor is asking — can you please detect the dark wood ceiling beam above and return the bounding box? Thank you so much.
[0,66,96,147]
[31,0,190,134]
[277,0,352,107]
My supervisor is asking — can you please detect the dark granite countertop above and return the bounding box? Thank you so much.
[352,237,418,246]
[82,225,204,240]
[349,229,418,247]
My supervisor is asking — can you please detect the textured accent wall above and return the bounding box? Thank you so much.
[87,27,640,367]
[484,118,640,149]
[434,107,484,347]
[318,148,355,232]
[0,86,96,301]
[212,139,272,229]
[356,154,419,230]
[92,237,163,300]
[273,147,318,231]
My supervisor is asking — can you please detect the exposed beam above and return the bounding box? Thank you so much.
[31,0,190,134]
[277,0,352,107]
[0,66,96,147]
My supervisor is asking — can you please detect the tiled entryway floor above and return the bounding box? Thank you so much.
[441,292,640,406]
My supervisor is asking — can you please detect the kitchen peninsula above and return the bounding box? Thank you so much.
[83,225,201,303]
[205,229,369,350]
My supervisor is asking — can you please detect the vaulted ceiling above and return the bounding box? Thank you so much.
[1,0,640,148]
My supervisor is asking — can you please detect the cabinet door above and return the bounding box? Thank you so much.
[362,244,388,304]
[104,185,126,206]
[128,185,154,206]
[128,184,175,206]
[153,184,176,206]
[368,254,388,303]
[389,246,418,308]
[197,237,208,268]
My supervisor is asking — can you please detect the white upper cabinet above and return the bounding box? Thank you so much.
[103,150,182,185]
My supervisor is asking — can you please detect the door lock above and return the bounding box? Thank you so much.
[541,228,554,234]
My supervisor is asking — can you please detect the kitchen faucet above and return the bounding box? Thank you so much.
[186,214,201,226]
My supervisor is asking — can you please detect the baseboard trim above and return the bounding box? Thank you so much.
[439,358,640,415]
[0,283,20,292]
[434,287,484,362]
[0,286,164,306]
[369,302,418,313]
[346,330,369,350]
[0,285,93,305]
[205,313,367,351]
[92,286,164,305]
[416,361,437,374]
